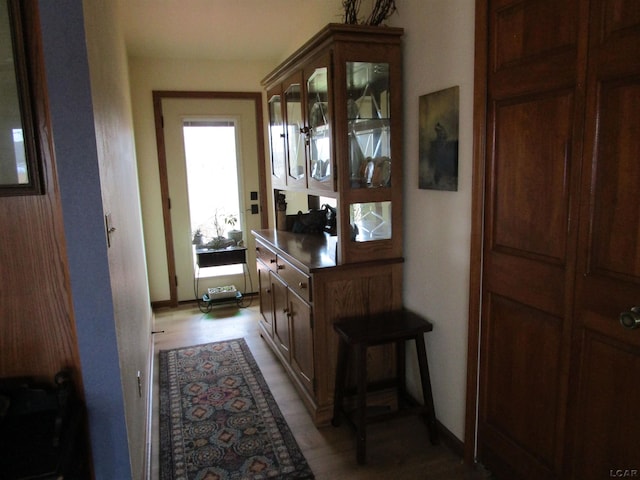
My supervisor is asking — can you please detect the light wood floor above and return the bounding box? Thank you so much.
[150,302,487,480]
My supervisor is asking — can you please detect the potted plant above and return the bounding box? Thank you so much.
[201,211,234,250]
[224,213,243,245]
[192,228,203,247]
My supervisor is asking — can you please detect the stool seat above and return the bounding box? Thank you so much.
[332,308,439,464]
[333,308,434,345]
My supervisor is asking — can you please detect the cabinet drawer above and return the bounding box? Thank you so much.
[256,242,278,271]
[277,258,312,303]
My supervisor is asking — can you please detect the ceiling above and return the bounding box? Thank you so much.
[116,0,347,63]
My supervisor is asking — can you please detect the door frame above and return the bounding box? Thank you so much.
[152,91,268,307]
[464,0,488,466]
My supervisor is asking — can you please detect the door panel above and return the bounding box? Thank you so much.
[588,81,640,278]
[478,0,584,478]
[271,271,290,359]
[570,332,640,479]
[492,0,578,72]
[483,295,562,468]
[493,92,573,261]
[283,72,307,188]
[569,2,640,477]
[267,86,287,188]
[257,260,273,336]
[289,290,314,395]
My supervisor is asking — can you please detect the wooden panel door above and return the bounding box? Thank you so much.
[257,260,273,336]
[476,1,640,479]
[477,0,584,478]
[289,289,314,395]
[568,1,640,478]
[271,271,291,360]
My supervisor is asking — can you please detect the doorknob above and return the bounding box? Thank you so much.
[619,307,640,330]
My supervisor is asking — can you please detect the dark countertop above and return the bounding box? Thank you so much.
[251,229,337,272]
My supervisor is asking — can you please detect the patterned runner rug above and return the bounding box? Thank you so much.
[159,338,314,480]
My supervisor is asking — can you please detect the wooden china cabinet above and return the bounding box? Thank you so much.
[253,24,405,426]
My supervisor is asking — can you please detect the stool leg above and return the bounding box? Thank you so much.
[415,335,439,444]
[396,340,406,403]
[332,339,349,427]
[355,342,367,464]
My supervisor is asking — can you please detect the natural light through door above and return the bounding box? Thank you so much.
[183,120,242,278]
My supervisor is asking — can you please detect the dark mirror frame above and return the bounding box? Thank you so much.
[1,0,46,196]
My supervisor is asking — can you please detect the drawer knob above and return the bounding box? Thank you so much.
[298,282,307,289]
[277,264,284,270]
[270,259,277,264]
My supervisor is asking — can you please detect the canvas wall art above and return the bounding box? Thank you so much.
[418,86,459,191]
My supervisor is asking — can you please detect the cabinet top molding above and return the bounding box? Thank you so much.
[262,23,404,87]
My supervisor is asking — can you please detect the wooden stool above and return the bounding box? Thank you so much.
[331,308,439,464]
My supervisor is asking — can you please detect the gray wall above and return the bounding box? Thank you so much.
[39,0,153,477]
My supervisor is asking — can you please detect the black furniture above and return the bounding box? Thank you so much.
[0,370,86,479]
[332,308,439,464]
[195,246,247,268]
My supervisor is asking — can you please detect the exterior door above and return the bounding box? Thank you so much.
[474,1,640,479]
[161,96,261,302]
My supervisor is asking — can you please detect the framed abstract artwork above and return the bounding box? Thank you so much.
[418,86,459,191]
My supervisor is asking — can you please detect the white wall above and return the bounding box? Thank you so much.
[392,0,476,441]
[82,0,153,477]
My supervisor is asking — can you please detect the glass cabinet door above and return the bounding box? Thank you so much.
[306,63,333,190]
[284,79,306,186]
[349,201,392,242]
[268,91,286,186]
[346,62,391,189]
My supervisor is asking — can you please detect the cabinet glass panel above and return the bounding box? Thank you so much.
[349,201,391,242]
[347,62,391,189]
[307,67,331,183]
[285,83,305,181]
[268,94,286,182]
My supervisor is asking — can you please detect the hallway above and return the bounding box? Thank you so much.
[150,303,485,479]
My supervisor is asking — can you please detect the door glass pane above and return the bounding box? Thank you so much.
[285,83,305,181]
[307,67,331,182]
[347,62,391,188]
[183,121,242,277]
[268,94,286,181]
[349,201,392,242]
